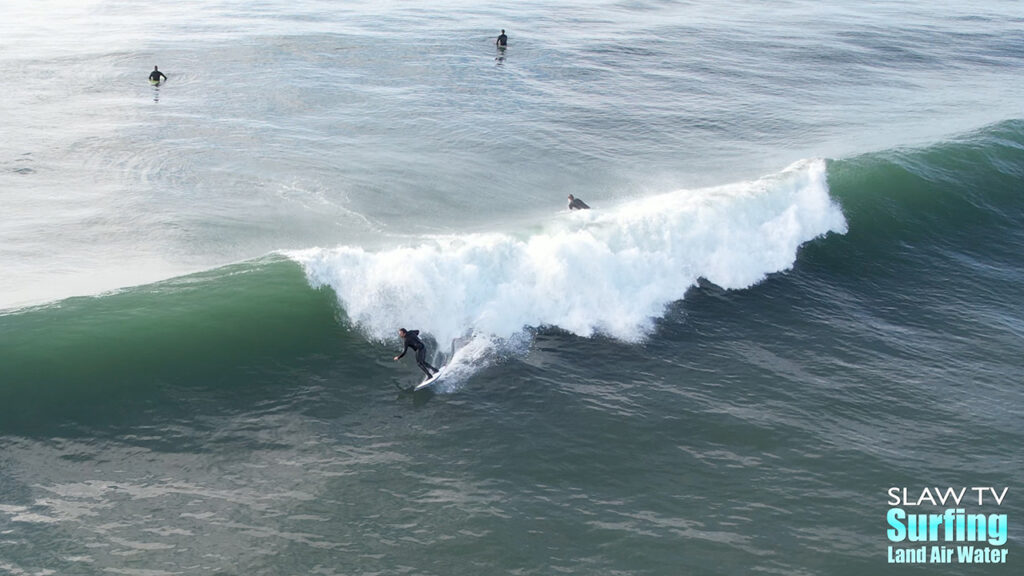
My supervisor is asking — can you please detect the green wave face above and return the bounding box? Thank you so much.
[4,121,1024,432]
[827,120,1024,247]
[0,257,351,429]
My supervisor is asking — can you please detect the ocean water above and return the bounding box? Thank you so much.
[1,1,1023,574]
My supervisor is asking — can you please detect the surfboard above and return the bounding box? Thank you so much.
[414,367,447,391]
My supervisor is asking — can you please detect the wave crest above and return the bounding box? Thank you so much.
[286,159,846,349]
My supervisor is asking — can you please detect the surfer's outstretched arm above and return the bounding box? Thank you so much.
[393,328,422,361]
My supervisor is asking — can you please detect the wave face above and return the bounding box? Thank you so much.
[829,120,1024,246]
[816,120,1024,310]
[287,160,846,351]
[5,120,1023,402]
[0,259,346,428]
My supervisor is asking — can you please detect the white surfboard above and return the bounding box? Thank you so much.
[414,366,447,391]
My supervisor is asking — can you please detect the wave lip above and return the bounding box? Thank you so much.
[287,159,847,347]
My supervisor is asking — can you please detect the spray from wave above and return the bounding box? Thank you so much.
[286,159,847,383]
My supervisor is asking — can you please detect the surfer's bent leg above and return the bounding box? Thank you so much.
[416,348,437,376]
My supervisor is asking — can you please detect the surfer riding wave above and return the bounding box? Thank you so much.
[393,328,439,378]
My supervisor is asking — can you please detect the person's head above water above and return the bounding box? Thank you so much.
[398,328,407,337]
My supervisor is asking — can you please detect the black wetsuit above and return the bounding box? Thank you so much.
[568,197,590,210]
[397,330,438,377]
[149,70,167,82]
[497,33,508,47]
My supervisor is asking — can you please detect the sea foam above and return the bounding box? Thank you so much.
[287,159,846,366]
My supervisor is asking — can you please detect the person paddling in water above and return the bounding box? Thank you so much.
[567,194,590,210]
[394,328,439,379]
[149,66,167,83]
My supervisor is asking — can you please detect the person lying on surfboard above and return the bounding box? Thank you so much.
[393,328,439,379]
[149,66,167,83]
[567,194,590,210]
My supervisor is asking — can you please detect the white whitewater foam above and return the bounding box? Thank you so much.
[287,159,847,377]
